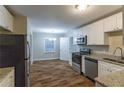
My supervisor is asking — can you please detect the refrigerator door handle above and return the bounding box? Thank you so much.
[25,41,31,87]
[26,41,31,60]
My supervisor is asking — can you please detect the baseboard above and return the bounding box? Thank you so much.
[33,58,59,61]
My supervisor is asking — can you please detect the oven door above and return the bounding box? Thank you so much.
[72,53,81,73]
[72,54,81,64]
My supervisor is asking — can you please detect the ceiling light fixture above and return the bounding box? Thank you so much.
[75,4,88,11]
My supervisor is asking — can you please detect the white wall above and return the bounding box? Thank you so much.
[33,32,65,61]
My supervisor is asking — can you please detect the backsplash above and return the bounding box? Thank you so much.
[108,31,124,56]
[78,45,109,54]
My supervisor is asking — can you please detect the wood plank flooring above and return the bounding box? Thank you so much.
[30,60,95,87]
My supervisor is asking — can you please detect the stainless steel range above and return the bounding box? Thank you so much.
[72,48,91,74]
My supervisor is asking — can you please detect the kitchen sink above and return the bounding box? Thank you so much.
[103,58,124,64]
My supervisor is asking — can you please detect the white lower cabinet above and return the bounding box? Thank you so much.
[98,61,124,77]
[81,56,85,74]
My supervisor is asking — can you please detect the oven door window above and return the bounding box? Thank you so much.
[72,55,81,65]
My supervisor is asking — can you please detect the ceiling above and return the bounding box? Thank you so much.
[8,5,122,33]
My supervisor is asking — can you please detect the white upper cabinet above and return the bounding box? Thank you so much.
[0,6,5,28]
[95,20,104,45]
[72,30,78,45]
[103,12,123,32]
[87,20,104,45]
[116,12,123,30]
[82,26,87,36]
[0,5,14,32]
[103,14,116,32]
[86,24,93,45]
[72,11,123,45]
[76,27,85,37]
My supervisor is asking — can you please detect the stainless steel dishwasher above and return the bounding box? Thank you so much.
[85,57,98,80]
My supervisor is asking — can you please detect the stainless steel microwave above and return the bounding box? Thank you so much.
[76,35,87,45]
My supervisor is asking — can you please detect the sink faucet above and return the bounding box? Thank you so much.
[113,47,124,60]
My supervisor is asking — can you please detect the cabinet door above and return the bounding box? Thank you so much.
[98,61,110,76]
[6,9,14,31]
[89,23,96,45]
[78,28,84,37]
[3,6,14,31]
[103,17,111,32]
[3,6,10,30]
[108,63,124,72]
[72,31,78,45]
[82,26,87,36]
[116,12,123,30]
[0,6,6,28]
[93,20,104,45]
[87,20,104,45]
[86,24,92,45]
[98,61,124,77]
[103,14,116,32]
[0,6,13,31]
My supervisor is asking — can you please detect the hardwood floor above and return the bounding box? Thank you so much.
[30,60,95,87]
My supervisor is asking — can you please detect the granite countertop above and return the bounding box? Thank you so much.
[95,70,124,87]
[0,67,14,82]
[84,53,124,66]
[84,52,117,61]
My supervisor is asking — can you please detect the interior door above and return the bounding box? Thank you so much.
[60,38,69,61]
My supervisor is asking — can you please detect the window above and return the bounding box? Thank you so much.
[44,38,56,52]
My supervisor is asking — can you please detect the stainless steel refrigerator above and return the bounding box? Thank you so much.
[0,34,31,87]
